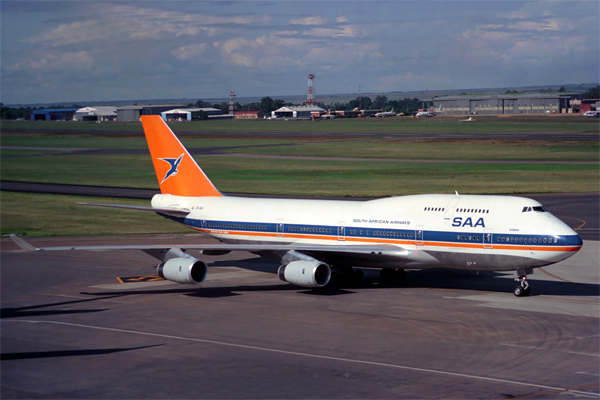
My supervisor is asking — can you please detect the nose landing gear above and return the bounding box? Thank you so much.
[514,268,533,297]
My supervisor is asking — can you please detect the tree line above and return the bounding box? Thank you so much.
[3,86,598,120]
[187,95,423,119]
[0,103,84,120]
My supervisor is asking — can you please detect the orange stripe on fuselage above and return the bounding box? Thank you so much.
[187,226,581,252]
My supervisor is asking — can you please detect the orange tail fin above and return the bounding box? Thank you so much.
[141,115,222,197]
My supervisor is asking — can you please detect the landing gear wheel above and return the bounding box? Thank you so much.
[352,268,364,282]
[514,285,524,297]
[380,269,406,282]
[513,277,531,297]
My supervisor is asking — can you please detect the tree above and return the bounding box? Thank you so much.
[373,95,388,110]
[212,102,229,114]
[348,96,372,110]
[587,85,600,99]
[260,97,286,114]
[558,86,566,93]
[192,110,209,120]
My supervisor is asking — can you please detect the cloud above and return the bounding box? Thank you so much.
[507,19,574,32]
[303,25,359,38]
[25,5,271,46]
[290,16,327,25]
[171,43,208,61]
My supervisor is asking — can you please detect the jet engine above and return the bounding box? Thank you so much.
[157,257,208,284]
[278,260,331,288]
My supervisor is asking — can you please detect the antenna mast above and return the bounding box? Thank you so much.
[229,90,236,114]
[307,74,315,105]
[358,86,362,109]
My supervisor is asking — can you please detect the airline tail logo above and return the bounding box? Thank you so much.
[141,115,222,197]
[158,153,184,183]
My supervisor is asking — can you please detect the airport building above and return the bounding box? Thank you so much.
[160,108,223,121]
[432,94,572,115]
[30,108,79,121]
[271,105,325,119]
[74,106,117,122]
[116,105,186,122]
[235,111,264,120]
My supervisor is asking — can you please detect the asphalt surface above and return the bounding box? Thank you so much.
[2,128,598,398]
[1,233,598,399]
[4,127,600,141]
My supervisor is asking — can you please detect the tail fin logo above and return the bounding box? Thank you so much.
[158,153,184,183]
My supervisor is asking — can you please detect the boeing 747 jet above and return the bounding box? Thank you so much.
[11,116,582,296]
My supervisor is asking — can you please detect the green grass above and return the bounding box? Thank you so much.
[2,153,597,196]
[0,135,297,149]
[207,160,599,197]
[2,115,598,135]
[223,139,600,161]
[0,192,189,237]
[2,119,598,236]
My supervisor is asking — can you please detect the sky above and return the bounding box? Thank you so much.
[1,1,599,105]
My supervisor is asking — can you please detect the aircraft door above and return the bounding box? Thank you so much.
[277,219,284,238]
[338,222,345,241]
[483,228,493,249]
[415,225,424,245]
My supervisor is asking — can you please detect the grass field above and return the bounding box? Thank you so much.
[1,192,189,237]
[2,114,598,135]
[223,139,599,161]
[1,118,598,236]
[2,152,598,196]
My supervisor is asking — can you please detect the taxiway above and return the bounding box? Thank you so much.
[1,233,598,399]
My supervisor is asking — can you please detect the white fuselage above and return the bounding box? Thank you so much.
[152,193,582,271]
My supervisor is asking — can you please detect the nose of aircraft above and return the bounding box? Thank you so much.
[554,218,583,261]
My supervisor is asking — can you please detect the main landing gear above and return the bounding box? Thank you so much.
[328,266,364,287]
[513,268,532,297]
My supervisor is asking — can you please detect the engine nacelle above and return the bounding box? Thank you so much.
[278,260,331,288]
[157,257,208,284]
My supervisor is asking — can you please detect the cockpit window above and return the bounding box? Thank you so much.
[522,206,548,213]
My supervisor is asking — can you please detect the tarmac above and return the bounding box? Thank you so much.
[1,232,598,399]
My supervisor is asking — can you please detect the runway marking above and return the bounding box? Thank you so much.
[442,289,599,304]
[538,266,600,292]
[507,383,600,399]
[117,275,164,283]
[8,319,600,397]
[501,343,599,357]
[538,267,573,283]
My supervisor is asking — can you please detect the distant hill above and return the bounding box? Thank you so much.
[7,83,597,108]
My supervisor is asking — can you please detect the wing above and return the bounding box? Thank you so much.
[9,235,409,263]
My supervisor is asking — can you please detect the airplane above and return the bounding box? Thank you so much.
[416,106,444,118]
[375,108,396,118]
[415,110,433,118]
[10,115,583,297]
[460,117,474,122]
